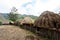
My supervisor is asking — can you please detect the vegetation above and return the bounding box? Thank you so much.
[0,21,2,25]
[8,13,18,22]
[0,13,37,21]
[29,15,38,20]
[18,14,38,20]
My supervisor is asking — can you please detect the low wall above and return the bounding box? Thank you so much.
[36,27,60,40]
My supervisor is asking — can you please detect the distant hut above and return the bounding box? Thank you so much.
[20,17,34,31]
[34,11,60,39]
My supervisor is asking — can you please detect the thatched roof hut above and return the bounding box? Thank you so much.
[34,11,60,28]
[20,17,34,25]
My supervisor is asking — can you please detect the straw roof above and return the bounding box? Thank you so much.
[34,11,60,28]
[20,17,34,25]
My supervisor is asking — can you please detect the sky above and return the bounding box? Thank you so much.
[0,0,60,16]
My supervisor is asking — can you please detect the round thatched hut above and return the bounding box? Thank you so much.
[34,11,60,40]
[20,17,35,31]
[34,11,60,28]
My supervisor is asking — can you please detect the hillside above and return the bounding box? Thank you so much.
[18,14,38,20]
[1,13,38,20]
[0,13,7,21]
[0,13,8,22]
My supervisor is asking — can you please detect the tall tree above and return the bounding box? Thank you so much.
[8,7,18,22]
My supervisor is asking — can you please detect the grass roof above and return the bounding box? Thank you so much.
[34,11,60,28]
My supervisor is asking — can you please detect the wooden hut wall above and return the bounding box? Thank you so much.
[22,23,35,32]
[36,27,48,38]
[35,27,60,40]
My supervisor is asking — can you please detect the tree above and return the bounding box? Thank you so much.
[8,7,18,22]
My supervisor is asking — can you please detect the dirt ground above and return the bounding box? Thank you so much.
[0,25,44,40]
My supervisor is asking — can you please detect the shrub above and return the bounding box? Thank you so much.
[0,21,2,25]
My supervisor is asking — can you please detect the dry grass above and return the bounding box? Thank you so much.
[0,25,34,40]
[0,25,46,40]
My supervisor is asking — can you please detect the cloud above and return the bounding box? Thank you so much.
[0,0,60,16]
[40,0,49,3]
[54,6,60,13]
[22,2,33,7]
[22,0,35,7]
[22,0,60,16]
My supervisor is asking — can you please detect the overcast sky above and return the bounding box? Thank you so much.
[0,0,60,16]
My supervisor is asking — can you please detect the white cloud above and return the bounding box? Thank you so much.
[21,0,60,16]
[0,0,60,16]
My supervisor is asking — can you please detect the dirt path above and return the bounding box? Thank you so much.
[0,25,36,40]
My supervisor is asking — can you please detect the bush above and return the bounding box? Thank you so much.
[0,21,2,25]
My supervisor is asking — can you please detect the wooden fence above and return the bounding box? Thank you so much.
[35,27,60,40]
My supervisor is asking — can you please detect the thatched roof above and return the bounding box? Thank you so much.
[20,17,34,25]
[34,11,60,28]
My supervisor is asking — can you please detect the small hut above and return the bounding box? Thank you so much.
[20,17,34,31]
[34,11,60,40]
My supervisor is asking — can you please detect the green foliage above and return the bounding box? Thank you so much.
[18,14,38,20]
[18,14,24,19]
[29,15,37,20]
[8,12,18,22]
[0,21,2,25]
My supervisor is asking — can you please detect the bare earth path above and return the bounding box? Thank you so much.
[0,25,35,40]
